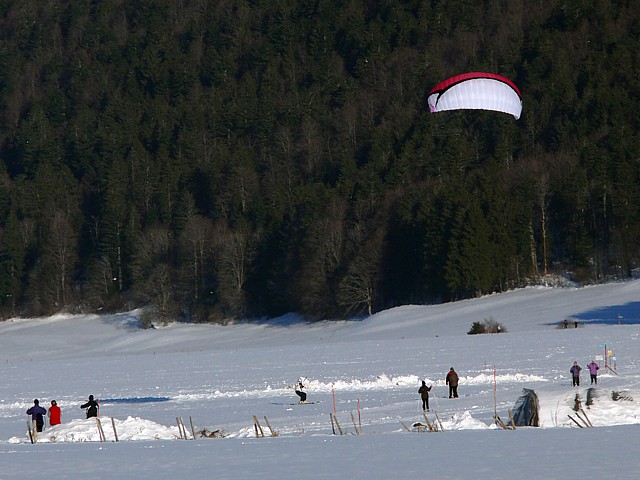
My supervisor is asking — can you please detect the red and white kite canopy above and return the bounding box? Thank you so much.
[428,72,522,119]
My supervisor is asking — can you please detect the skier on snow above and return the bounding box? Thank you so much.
[418,380,432,411]
[294,379,307,403]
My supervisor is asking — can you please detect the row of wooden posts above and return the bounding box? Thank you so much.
[568,407,593,428]
[128,406,595,440]
[401,411,445,433]
[35,407,559,442]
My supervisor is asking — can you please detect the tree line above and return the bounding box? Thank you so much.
[0,0,639,323]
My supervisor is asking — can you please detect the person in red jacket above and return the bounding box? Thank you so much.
[446,367,459,398]
[48,400,61,426]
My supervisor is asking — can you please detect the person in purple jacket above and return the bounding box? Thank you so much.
[26,399,47,432]
[587,361,599,385]
[570,361,582,387]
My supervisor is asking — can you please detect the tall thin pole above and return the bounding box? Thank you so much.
[493,365,497,420]
[332,384,337,414]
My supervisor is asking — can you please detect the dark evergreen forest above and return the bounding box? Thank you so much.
[0,0,639,323]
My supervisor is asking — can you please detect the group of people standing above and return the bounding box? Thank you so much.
[570,360,600,387]
[25,399,60,433]
[26,395,100,432]
[294,369,461,410]
[417,367,460,412]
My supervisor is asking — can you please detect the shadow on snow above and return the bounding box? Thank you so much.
[100,397,171,404]
[551,302,640,325]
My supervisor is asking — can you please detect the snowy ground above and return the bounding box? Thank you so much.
[1,279,639,479]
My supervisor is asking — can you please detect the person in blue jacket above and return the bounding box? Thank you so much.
[26,399,47,432]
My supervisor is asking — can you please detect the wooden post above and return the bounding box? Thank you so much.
[400,421,411,432]
[27,420,34,444]
[568,415,584,428]
[350,412,359,435]
[111,417,119,442]
[263,416,276,437]
[435,412,445,432]
[508,410,517,430]
[357,399,362,431]
[330,413,336,435]
[332,413,344,435]
[189,416,197,440]
[96,417,106,442]
[423,413,435,432]
[176,417,185,439]
[252,416,264,437]
[579,408,593,427]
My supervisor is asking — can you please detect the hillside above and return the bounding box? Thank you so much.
[1,1,639,321]
[1,279,639,479]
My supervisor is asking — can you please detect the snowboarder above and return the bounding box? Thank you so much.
[570,361,582,387]
[418,380,432,411]
[446,367,459,398]
[48,400,61,426]
[587,361,599,385]
[80,395,99,418]
[294,379,307,403]
[26,399,47,432]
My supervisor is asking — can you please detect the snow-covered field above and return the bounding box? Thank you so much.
[1,280,639,479]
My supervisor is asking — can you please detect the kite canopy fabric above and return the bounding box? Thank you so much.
[428,72,522,119]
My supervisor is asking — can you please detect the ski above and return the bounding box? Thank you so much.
[27,420,34,444]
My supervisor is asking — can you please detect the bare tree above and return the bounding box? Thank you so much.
[45,210,77,307]
[133,226,175,323]
[180,214,214,302]
[213,222,258,317]
[337,227,385,316]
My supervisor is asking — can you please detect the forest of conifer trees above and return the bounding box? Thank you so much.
[0,0,639,323]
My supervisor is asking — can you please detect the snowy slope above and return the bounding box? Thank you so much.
[1,280,639,479]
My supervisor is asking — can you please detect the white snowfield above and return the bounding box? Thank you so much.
[1,279,639,479]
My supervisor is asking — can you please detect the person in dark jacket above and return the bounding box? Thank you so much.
[80,395,99,418]
[570,361,582,387]
[26,399,47,432]
[418,381,432,411]
[446,367,459,398]
[294,380,307,403]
